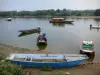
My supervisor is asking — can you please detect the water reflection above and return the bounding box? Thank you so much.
[90,27,100,32]
[52,23,65,27]
[94,18,100,21]
[18,32,40,37]
[37,43,48,51]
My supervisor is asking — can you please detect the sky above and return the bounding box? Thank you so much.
[0,0,100,11]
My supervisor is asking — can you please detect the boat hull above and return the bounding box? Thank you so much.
[80,49,95,55]
[37,42,47,45]
[90,27,100,29]
[19,29,41,34]
[9,59,86,68]
[50,21,74,24]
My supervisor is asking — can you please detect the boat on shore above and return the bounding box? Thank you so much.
[50,18,74,24]
[80,40,95,55]
[6,53,88,68]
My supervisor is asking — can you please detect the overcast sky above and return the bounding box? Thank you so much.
[0,0,100,11]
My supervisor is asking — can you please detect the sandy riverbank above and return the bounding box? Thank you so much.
[0,42,54,57]
[0,43,100,75]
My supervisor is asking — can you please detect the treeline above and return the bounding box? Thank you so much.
[0,9,100,17]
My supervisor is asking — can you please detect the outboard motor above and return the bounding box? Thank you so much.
[90,24,92,28]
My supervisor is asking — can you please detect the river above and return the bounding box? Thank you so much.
[0,17,100,61]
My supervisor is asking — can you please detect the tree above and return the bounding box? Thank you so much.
[94,9,100,16]
[56,9,60,13]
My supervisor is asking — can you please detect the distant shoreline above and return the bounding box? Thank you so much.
[0,16,100,19]
[77,16,100,18]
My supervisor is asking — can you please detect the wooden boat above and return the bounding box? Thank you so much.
[19,27,41,34]
[18,31,40,37]
[50,18,74,24]
[6,53,88,68]
[80,40,95,54]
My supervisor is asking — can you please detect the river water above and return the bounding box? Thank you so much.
[0,17,100,61]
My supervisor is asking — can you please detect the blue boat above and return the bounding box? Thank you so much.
[6,53,88,68]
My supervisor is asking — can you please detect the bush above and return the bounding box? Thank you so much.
[41,65,52,71]
[0,61,24,75]
[0,53,5,60]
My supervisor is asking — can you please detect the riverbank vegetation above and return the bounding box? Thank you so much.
[0,55,24,75]
[0,9,100,17]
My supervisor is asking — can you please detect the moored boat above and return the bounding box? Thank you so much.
[90,26,100,29]
[90,24,100,29]
[80,40,95,54]
[6,18,12,21]
[50,18,74,24]
[19,26,41,34]
[6,53,88,68]
[37,33,47,45]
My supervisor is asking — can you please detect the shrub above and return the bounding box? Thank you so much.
[0,61,24,75]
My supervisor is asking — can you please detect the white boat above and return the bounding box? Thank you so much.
[90,25,100,29]
[80,40,95,54]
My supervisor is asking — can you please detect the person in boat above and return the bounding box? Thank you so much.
[37,33,47,43]
[37,34,42,42]
[42,33,47,43]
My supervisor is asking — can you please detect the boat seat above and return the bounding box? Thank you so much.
[25,56,32,61]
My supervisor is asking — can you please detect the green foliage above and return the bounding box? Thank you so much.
[0,9,95,17]
[0,56,4,60]
[0,61,24,75]
[41,65,52,71]
[58,71,64,75]
[0,53,5,60]
[94,9,100,16]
